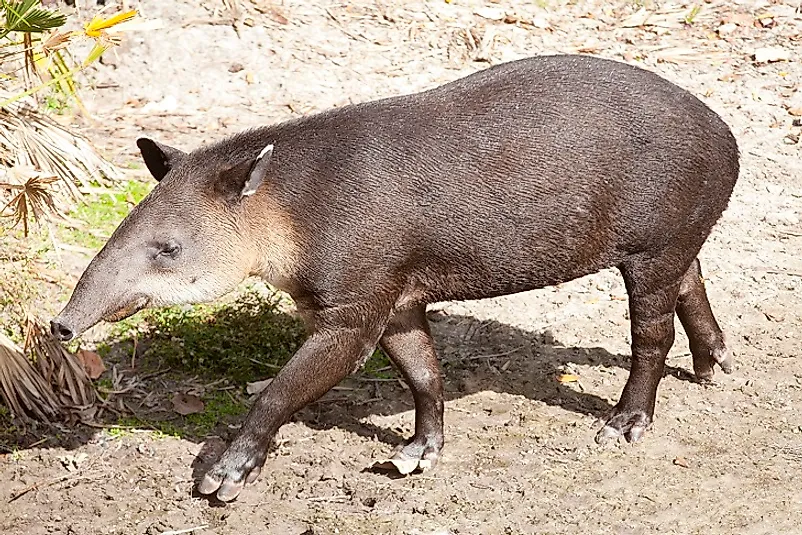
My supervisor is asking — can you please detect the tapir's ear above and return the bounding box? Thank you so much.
[136,138,187,181]
[216,144,274,203]
[242,144,273,197]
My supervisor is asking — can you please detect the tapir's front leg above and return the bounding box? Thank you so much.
[198,305,388,501]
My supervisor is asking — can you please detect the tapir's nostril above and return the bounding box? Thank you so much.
[50,320,74,342]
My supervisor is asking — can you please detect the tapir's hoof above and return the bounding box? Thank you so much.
[595,408,651,445]
[693,334,733,382]
[372,435,442,475]
[197,449,265,502]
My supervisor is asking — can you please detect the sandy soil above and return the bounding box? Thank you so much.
[2,0,802,534]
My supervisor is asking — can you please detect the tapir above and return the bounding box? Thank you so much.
[51,54,739,501]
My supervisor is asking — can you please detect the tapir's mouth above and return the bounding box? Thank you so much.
[103,295,150,323]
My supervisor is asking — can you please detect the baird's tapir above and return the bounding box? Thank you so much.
[52,54,739,501]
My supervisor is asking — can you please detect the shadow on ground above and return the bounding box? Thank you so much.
[0,299,700,464]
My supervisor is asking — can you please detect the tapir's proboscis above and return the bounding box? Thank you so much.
[52,55,739,502]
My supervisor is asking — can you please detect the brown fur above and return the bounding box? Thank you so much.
[51,54,740,502]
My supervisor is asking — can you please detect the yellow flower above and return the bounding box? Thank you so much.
[83,9,138,39]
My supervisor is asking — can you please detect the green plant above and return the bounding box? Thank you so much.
[0,1,153,236]
[684,5,701,25]
[134,289,307,385]
[58,178,151,248]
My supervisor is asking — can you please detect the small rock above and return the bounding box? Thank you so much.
[246,378,273,395]
[762,308,786,323]
[228,63,244,73]
[171,392,204,415]
[764,211,799,226]
[531,16,551,29]
[717,23,737,35]
[754,47,791,63]
[320,459,346,482]
[141,95,178,114]
[758,16,775,29]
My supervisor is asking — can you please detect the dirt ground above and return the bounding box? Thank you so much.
[3,0,802,533]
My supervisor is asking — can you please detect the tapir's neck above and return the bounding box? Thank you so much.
[243,194,301,294]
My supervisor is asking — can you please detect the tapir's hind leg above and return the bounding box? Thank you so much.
[675,258,732,381]
[379,305,444,470]
[597,254,684,444]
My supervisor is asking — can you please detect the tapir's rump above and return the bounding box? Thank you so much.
[53,54,739,502]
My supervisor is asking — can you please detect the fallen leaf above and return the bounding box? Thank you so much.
[76,349,106,380]
[474,7,505,21]
[718,72,741,82]
[246,378,273,395]
[673,457,690,468]
[58,452,88,472]
[620,7,652,28]
[252,2,290,24]
[266,7,289,25]
[558,374,579,383]
[754,47,791,63]
[372,457,432,475]
[172,392,204,415]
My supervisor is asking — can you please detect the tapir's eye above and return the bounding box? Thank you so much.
[155,241,181,260]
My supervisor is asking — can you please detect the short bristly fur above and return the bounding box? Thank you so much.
[52,54,740,502]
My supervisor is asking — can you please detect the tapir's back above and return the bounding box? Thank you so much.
[252,55,740,302]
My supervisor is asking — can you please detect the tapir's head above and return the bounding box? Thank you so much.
[50,137,280,341]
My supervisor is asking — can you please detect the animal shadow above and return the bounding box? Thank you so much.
[279,310,699,452]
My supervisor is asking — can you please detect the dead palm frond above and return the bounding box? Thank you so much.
[0,315,97,423]
[1,171,64,236]
[0,331,60,421]
[0,99,118,190]
[0,98,120,234]
[24,314,96,410]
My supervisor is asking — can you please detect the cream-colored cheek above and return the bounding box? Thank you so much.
[136,272,243,307]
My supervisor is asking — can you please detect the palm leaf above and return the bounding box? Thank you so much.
[1,0,67,39]
[0,99,120,233]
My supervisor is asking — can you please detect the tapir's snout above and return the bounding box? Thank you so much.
[50,318,76,342]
